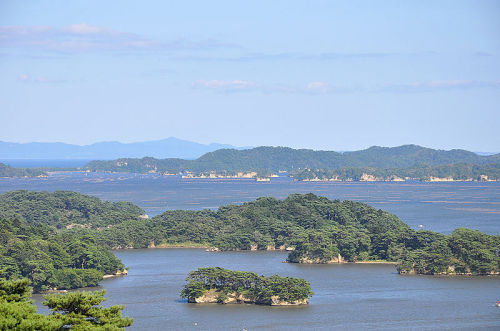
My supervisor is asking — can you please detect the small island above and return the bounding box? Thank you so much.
[180,267,313,306]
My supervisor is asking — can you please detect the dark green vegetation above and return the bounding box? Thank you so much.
[83,145,500,180]
[0,163,46,178]
[180,267,313,305]
[0,277,132,330]
[397,228,500,275]
[292,163,500,181]
[0,190,142,291]
[1,191,498,294]
[0,190,145,229]
[93,193,499,275]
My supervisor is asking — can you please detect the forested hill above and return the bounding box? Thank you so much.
[0,162,46,178]
[0,191,143,292]
[1,191,498,293]
[83,145,500,174]
[96,193,499,275]
[0,190,145,229]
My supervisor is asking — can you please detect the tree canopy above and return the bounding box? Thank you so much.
[0,277,132,330]
[83,145,500,175]
[181,267,313,305]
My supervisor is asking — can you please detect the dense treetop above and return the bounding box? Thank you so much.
[0,277,132,330]
[1,190,498,295]
[180,267,313,304]
[0,191,136,292]
[0,190,144,229]
[93,193,499,275]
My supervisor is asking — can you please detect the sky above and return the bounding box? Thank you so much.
[0,0,499,152]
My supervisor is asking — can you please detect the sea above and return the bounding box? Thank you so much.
[1,171,499,330]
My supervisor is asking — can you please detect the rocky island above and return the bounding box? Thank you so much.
[180,267,313,305]
[1,190,498,295]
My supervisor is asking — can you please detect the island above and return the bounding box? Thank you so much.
[81,145,500,182]
[1,190,498,294]
[290,163,500,182]
[0,190,142,292]
[180,267,313,305]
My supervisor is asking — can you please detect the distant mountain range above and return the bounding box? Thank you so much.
[83,144,500,177]
[0,138,250,160]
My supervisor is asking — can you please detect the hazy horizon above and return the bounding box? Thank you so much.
[0,137,498,155]
[1,0,499,151]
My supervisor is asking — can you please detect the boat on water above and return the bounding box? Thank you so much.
[496,300,500,307]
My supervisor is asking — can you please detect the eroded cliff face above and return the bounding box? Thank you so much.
[102,269,128,279]
[188,289,308,306]
[294,253,345,264]
[398,265,500,276]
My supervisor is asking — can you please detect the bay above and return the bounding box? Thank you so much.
[2,172,499,329]
[1,172,499,234]
[34,249,500,330]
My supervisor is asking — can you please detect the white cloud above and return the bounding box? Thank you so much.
[305,82,329,93]
[17,73,67,84]
[0,24,237,53]
[62,23,109,35]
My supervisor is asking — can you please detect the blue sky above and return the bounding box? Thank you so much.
[1,0,499,151]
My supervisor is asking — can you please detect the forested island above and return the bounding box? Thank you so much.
[1,191,498,294]
[291,163,500,182]
[0,190,143,292]
[0,163,47,178]
[180,267,313,305]
[82,145,500,181]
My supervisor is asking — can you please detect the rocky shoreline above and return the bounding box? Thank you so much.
[189,289,308,306]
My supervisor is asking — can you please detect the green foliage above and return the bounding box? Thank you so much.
[397,229,500,275]
[0,163,46,178]
[0,190,145,229]
[0,191,128,292]
[180,267,313,304]
[448,228,500,274]
[83,145,500,175]
[291,163,500,181]
[0,277,132,330]
[43,290,133,330]
[93,192,499,275]
[1,188,497,300]
[0,277,61,330]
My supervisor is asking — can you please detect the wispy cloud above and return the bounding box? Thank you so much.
[474,51,494,57]
[192,79,500,95]
[379,80,500,93]
[17,73,67,84]
[174,51,396,62]
[305,82,329,93]
[192,80,258,92]
[191,80,362,94]
[0,23,238,54]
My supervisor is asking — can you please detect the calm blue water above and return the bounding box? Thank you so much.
[1,171,499,234]
[2,171,499,329]
[34,249,500,330]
